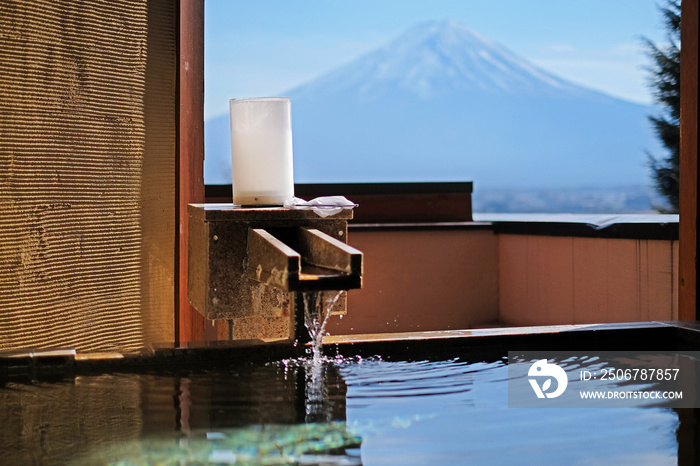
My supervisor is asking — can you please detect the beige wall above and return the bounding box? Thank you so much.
[498,234,679,326]
[326,228,499,334]
[326,228,678,336]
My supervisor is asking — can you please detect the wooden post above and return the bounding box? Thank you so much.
[680,0,700,320]
[177,0,206,343]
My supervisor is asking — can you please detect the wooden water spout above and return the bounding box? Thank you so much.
[188,204,362,343]
[247,227,362,292]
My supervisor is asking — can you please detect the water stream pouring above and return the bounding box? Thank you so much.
[302,290,345,361]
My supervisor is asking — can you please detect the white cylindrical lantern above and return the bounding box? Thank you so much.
[229,97,294,206]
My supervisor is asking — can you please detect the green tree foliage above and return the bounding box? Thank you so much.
[645,0,681,212]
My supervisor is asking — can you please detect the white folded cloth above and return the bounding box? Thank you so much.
[283,196,357,217]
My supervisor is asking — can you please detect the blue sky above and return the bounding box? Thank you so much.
[205,0,668,120]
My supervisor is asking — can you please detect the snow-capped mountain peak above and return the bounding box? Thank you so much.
[292,20,578,100]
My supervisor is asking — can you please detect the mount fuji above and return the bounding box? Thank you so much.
[205,20,660,191]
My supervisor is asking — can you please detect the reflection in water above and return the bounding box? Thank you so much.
[0,374,145,465]
[0,362,359,465]
[82,422,361,465]
[0,356,694,464]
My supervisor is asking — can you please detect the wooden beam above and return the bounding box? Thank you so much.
[177,0,206,343]
[679,0,700,320]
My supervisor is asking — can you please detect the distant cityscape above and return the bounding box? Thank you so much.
[473,185,667,214]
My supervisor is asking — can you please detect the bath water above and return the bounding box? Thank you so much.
[0,354,684,465]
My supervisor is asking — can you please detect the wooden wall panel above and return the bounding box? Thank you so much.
[142,0,178,348]
[177,0,206,344]
[0,0,176,352]
[680,0,699,319]
[499,236,575,326]
[498,235,678,326]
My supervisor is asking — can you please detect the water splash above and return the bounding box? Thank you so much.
[302,290,345,364]
[296,290,344,424]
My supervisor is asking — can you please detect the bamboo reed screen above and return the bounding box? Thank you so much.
[0,0,176,352]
